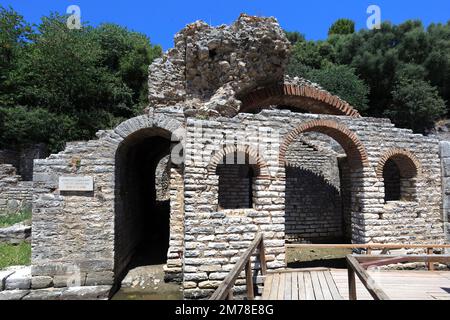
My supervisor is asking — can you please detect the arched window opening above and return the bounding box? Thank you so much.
[380,152,419,203]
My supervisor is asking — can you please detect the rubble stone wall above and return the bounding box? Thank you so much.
[0,164,33,215]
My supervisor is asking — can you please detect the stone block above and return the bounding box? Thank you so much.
[5,266,31,290]
[59,285,112,300]
[22,288,63,300]
[85,271,114,286]
[0,270,16,291]
[0,290,29,300]
[440,141,450,158]
[31,276,53,289]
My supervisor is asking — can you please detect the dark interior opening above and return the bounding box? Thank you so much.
[217,164,255,210]
[383,159,401,202]
[114,131,171,286]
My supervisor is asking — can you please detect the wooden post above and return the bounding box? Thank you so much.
[348,265,357,300]
[245,261,254,300]
[367,248,372,255]
[259,239,267,276]
[227,291,234,300]
[427,248,434,271]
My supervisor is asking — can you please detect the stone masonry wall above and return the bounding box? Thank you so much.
[0,164,33,215]
[31,110,185,290]
[440,141,450,243]
[183,115,286,299]
[0,144,48,181]
[31,108,447,298]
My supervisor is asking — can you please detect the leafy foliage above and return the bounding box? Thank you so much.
[328,18,355,36]
[0,7,161,152]
[288,19,450,132]
[386,78,446,133]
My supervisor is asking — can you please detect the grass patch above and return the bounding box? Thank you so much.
[0,242,31,269]
[0,210,32,228]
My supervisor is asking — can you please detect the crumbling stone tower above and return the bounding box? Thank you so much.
[31,14,448,299]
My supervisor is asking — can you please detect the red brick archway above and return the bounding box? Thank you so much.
[239,84,361,117]
[207,144,271,178]
[376,148,421,179]
[279,120,369,168]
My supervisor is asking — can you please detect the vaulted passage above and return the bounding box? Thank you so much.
[282,120,367,244]
[114,129,171,284]
[284,136,351,243]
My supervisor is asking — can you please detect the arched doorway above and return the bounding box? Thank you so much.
[280,120,369,244]
[114,128,172,282]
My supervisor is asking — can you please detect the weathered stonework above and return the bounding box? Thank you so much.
[24,14,449,301]
[0,164,33,215]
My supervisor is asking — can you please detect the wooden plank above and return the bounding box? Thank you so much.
[361,256,410,268]
[286,244,450,249]
[291,272,299,300]
[317,271,333,300]
[268,273,280,300]
[324,270,343,300]
[298,272,306,300]
[267,267,329,274]
[304,272,315,300]
[311,271,324,300]
[259,240,267,275]
[285,272,292,300]
[347,255,390,300]
[245,261,254,300]
[355,255,450,264]
[277,273,286,300]
[348,266,357,300]
[427,248,435,271]
[262,274,273,300]
[311,272,324,300]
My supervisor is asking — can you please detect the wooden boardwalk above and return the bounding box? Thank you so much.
[262,269,343,300]
[262,268,450,300]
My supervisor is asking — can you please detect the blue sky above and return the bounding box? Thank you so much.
[1,0,449,50]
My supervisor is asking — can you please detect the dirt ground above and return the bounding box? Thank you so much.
[286,247,353,269]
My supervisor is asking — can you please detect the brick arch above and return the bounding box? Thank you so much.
[376,148,421,179]
[239,84,361,117]
[279,120,369,168]
[207,145,271,178]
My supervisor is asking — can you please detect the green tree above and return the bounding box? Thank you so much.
[288,63,370,112]
[0,10,162,152]
[284,31,305,45]
[0,6,32,106]
[385,78,446,133]
[328,19,355,36]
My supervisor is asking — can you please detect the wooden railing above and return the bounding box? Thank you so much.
[287,243,450,270]
[210,232,267,300]
[347,254,450,300]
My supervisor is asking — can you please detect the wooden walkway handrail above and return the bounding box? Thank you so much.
[347,254,450,300]
[347,255,390,300]
[210,232,267,300]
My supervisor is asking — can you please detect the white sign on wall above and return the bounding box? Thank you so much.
[59,176,94,192]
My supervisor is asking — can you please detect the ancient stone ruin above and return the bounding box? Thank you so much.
[8,14,449,299]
